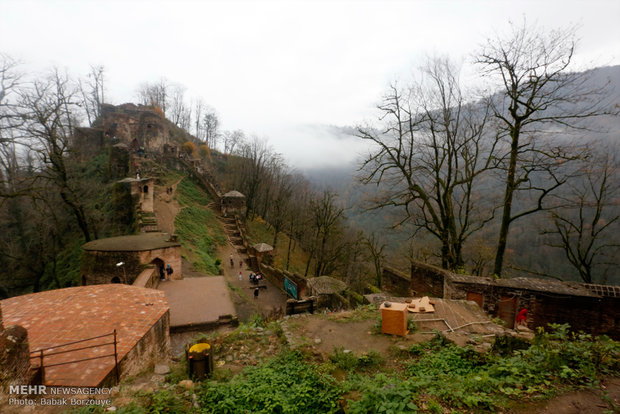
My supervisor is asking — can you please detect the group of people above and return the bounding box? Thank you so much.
[249,272,264,284]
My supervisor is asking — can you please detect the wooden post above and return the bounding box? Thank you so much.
[113,330,119,383]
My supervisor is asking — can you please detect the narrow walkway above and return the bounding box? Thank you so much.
[218,215,288,322]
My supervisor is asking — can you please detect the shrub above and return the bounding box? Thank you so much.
[197,351,341,413]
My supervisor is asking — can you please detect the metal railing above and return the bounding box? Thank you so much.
[29,330,119,384]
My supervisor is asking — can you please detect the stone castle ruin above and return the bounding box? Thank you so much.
[73,103,170,158]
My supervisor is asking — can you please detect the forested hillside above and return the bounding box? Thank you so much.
[0,24,618,301]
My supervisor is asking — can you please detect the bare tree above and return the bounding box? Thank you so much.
[232,136,272,219]
[18,69,94,241]
[169,84,189,127]
[544,150,619,283]
[135,78,169,114]
[365,232,387,288]
[358,58,496,270]
[285,173,311,271]
[203,109,219,149]
[305,190,346,277]
[193,98,204,139]
[77,64,105,126]
[477,22,616,277]
[222,129,244,154]
[0,54,25,197]
[266,166,294,248]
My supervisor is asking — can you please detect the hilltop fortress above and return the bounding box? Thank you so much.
[72,103,173,159]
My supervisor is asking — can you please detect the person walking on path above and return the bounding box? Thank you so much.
[239,259,243,268]
[254,287,259,299]
[239,271,243,281]
[230,254,234,268]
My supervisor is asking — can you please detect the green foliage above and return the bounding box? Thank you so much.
[176,177,211,207]
[346,374,419,414]
[165,357,189,384]
[491,334,531,356]
[173,177,225,274]
[175,206,225,274]
[138,389,189,414]
[248,313,265,327]
[407,317,417,332]
[197,351,342,413]
[41,237,84,290]
[102,323,620,414]
[330,348,359,371]
[329,348,385,372]
[394,324,620,410]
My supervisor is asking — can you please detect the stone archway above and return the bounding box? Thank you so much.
[111,276,121,284]
[152,258,165,281]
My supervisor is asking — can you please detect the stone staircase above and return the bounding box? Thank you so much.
[140,212,160,233]
[222,215,247,254]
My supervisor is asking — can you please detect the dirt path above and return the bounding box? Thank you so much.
[217,238,288,323]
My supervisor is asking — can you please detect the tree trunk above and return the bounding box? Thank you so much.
[493,127,520,277]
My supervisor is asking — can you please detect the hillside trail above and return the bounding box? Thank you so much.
[217,215,288,323]
[152,177,287,323]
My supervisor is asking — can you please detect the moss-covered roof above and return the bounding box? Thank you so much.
[307,276,347,295]
[83,233,180,252]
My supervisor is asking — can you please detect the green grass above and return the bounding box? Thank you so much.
[174,178,225,274]
[176,177,211,206]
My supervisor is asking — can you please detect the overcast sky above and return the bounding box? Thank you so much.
[1,0,619,169]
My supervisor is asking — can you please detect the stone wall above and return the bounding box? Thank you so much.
[137,247,182,281]
[82,250,143,285]
[102,311,170,386]
[132,267,159,289]
[259,264,308,299]
[100,104,169,153]
[382,267,412,297]
[410,262,620,338]
[0,316,32,391]
[410,261,448,297]
[82,246,181,285]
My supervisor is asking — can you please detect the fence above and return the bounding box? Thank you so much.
[30,331,119,385]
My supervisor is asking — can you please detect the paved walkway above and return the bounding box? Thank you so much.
[158,277,236,331]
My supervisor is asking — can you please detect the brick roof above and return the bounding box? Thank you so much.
[82,232,180,252]
[1,285,169,386]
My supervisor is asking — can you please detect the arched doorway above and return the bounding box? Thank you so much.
[152,258,165,281]
[143,185,149,193]
[111,276,121,283]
